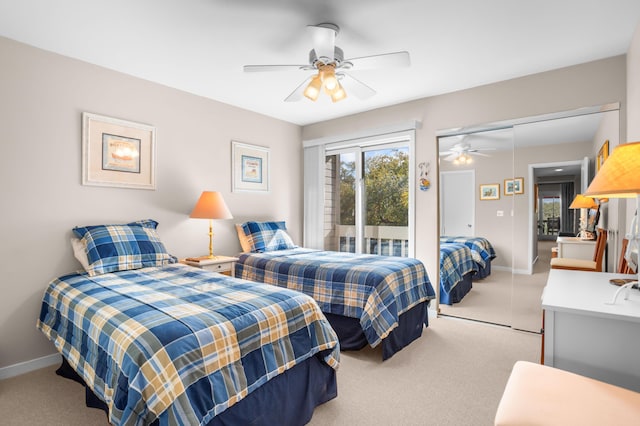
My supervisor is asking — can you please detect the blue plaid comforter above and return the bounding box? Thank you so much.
[440,243,477,294]
[235,248,435,348]
[37,264,339,425]
[440,236,496,268]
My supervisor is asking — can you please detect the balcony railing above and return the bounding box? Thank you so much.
[326,225,409,257]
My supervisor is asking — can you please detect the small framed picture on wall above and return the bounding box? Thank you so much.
[231,141,270,192]
[480,183,500,200]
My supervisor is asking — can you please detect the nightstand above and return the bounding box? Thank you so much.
[181,255,239,276]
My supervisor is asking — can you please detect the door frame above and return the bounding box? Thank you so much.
[527,159,584,273]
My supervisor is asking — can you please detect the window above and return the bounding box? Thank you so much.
[541,196,561,236]
[304,128,416,257]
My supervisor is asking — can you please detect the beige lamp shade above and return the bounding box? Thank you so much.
[584,142,640,198]
[190,191,233,219]
[569,194,598,209]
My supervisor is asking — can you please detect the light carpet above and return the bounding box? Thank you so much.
[0,317,541,426]
[439,241,553,332]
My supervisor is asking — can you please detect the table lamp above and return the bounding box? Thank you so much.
[584,141,640,303]
[189,191,233,259]
[569,194,599,239]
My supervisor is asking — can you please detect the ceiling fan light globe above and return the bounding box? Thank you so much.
[330,84,347,102]
[324,76,338,90]
[303,75,322,101]
[319,65,338,91]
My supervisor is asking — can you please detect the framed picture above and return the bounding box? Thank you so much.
[82,112,156,190]
[504,179,515,196]
[596,140,609,172]
[232,141,269,192]
[513,177,524,194]
[480,183,500,200]
[504,177,524,195]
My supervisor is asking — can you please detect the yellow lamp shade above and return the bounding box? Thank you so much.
[569,194,598,209]
[584,142,640,199]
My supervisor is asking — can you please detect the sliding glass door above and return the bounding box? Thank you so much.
[324,143,410,256]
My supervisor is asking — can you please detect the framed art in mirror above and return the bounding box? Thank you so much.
[505,177,524,195]
[480,183,500,200]
[596,140,609,172]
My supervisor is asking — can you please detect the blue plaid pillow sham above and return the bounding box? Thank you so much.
[241,221,297,253]
[72,220,176,276]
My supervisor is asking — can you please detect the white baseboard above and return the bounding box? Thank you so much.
[0,353,61,381]
[491,265,533,275]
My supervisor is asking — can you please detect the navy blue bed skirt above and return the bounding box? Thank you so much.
[56,351,336,426]
[440,272,473,305]
[323,301,429,360]
[474,260,492,279]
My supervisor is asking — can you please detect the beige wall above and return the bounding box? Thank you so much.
[2,22,637,370]
[0,37,302,369]
[304,55,626,290]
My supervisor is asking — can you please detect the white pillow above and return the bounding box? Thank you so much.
[70,237,91,271]
[236,224,252,253]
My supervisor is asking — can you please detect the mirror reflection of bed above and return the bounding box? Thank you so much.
[436,106,620,333]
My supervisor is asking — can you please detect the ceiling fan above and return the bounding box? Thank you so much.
[439,142,496,164]
[243,23,410,102]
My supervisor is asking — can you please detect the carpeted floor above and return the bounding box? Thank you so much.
[439,241,553,332]
[0,317,541,426]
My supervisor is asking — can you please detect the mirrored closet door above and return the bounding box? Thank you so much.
[437,106,620,333]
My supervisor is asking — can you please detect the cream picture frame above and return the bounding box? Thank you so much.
[82,112,156,190]
[232,141,270,192]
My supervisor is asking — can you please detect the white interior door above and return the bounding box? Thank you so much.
[440,170,475,236]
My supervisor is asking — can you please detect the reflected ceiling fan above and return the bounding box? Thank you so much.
[440,142,496,164]
[243,23,410,102]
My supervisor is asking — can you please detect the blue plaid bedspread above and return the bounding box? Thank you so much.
[235,248,435,348]
[440,243,477,294]
[37,264,339,425]
[440,236,496,268]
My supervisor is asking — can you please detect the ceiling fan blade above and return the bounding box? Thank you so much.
[284,77,312,102]
[243,64,309,72]
[445,153,459,162]
[344,51,410,70]
[308,24,337,62]
[339,73,376,100]
[470,152,490,157]
[439,150,454,156]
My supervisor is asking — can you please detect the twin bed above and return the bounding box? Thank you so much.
[439,236,497,305]
[440,236,496,279]
[234,221,436,361]
[37,220,339,425]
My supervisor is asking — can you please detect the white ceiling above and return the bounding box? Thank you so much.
[1,1,639,126]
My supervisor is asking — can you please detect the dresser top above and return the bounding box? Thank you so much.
[556,236,596,245]
[542,269,640,322]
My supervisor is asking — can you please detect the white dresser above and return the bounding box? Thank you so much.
[555,236,596,259]
[542,269,640,392]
